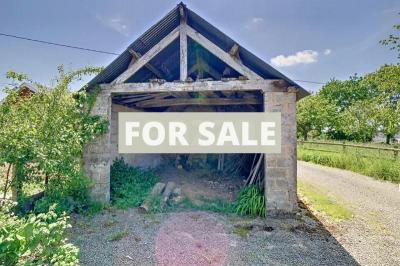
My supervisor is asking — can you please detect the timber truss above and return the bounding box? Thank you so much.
[112,5,261,85]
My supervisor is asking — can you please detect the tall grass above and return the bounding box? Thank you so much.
[298,148,400,183]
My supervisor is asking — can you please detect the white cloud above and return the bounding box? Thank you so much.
[96,15,129,37]
[270,50,319,67]
[245,17,265,30]
[251,17,264,24]
[324,49,332,55]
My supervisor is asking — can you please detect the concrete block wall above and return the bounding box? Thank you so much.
[264,89,298,214]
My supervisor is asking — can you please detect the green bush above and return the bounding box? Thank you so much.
[235,185,266,217]
[34,174,92,214]
[110,158,159,209]
[0,203,79,266]
[298,148,400,182]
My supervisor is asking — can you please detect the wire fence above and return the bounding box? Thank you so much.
[298,140,400,160]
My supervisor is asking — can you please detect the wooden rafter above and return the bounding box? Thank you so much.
[185,25,262,80]
[135,97,261,108]
[112,27,180,84]
[128,49,165,79]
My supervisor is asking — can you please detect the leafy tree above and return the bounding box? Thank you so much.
[319,75,378,112]
[296,95,336,140]
[380,14,400,59]
[0,66,108,212]
[339,100,378,142]
[363,64,400,143]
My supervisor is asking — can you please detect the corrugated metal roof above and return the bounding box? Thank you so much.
[87,3,309,98]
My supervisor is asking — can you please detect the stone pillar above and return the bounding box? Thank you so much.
[263,88,298,214]
[83,89,111,202]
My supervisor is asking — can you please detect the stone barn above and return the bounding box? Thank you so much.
[83,3,309,214]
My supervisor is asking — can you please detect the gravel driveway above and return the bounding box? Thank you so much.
[69,208,357,266]
[298,161,400,266]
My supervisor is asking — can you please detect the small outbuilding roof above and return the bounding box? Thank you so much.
[18,82,38,94]
[88,3,309,99]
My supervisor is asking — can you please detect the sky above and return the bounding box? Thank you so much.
[0,0,399,99]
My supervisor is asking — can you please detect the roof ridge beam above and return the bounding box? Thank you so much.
[112,27,180,84]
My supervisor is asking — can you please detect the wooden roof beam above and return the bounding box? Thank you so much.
[179,5,188,81]
[112,27,180,84]
[185,25,262,80]
[128,49,166,80]
[135,97,261,108]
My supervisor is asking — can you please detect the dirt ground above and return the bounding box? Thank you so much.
[155,165,244,205]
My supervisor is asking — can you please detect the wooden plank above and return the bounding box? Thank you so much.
[105,79,289,93]
[112,27,180,84]
[185,25,262,80]
[118,93,169,104]
[135,97,261,108]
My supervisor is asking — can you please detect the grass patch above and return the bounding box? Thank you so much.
[110,158,159,209]
[108,230,129,242]
[233,226,252,238]
[298,148,400,183]
[298,181,353,222]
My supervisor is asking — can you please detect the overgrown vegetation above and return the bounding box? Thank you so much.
[0,67,106,265]
[235,185,266,217]
[298,181,353,222]
[0,203,79,265]
[0,66,107,214]
[298,148,400,183]
[110,158,159,209]
[110,159,267,217]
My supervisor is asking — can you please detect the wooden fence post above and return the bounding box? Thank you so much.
[394,145,399,160]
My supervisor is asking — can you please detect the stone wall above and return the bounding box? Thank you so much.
[83,86,299,213]
[263,88,298,214]
[83,90,111,202]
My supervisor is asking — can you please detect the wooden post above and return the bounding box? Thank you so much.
[394,145,399,160]
[179,5,188,81]
[342,141,346,153]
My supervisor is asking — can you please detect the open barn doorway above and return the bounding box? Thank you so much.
[110,89,265,209]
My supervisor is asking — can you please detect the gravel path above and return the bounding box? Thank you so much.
[69,208,357,265]
[298,161,400,266]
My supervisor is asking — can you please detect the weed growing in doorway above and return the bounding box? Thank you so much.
[235,185,266,217]
[110,158,159,209]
